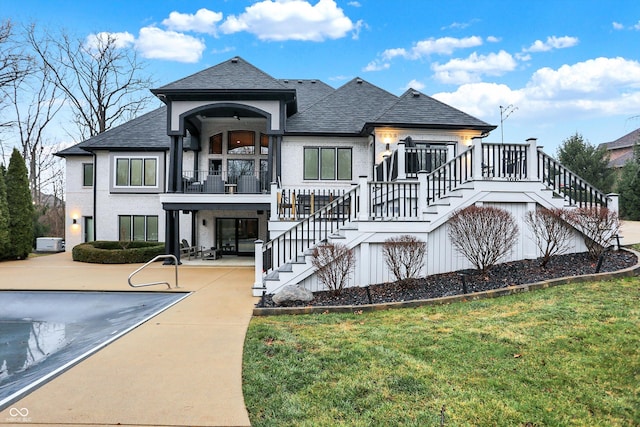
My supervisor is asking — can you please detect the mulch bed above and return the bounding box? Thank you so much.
[260,250,638,308]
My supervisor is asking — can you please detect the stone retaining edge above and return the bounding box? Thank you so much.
[253,248,640,316]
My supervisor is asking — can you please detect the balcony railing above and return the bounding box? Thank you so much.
[182,170,270,194]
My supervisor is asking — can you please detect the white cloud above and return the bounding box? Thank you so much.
[363,60,390,72]
[84,32,135,50]
[432,50,517,84]
[635,20,640,30]
[524,35,579,52]
[432,57,640,122]
[486,36,500,43]
[405,79,426,91]
[162,8,223,35]
[612,21,625,30]
[220,0,356,41]
[135,27,205,63]
[411,36,483,57]
[347,1,361,6]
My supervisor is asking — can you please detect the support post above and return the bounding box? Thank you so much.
[253,239,265,297]
[526,138,538,181]
[358,175,369,221]
[606,193,619,214]
[417,170,428,220]
[270,182,279,221]
[472,137,483,179]
[397,141,406,180]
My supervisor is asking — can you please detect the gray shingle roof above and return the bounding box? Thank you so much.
[155,57,288,92]
[285,78,398,134]
[370,89,495,131]
[56,107,169,156]
[278,79,335,112]
[601,127,640,150]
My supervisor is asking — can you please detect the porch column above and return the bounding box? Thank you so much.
[253,240,265,296]
[397,141,406,180]
[276,136,282,182]
[358,176,369,221]
[164,210,181,264]
[176,136,184,192]
[382,154,390,181]
[472,137,483,179]
[526,138,538,181]
[168,136,179,192]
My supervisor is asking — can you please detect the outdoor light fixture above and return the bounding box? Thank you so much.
[72,218,77,225]
[233,112,240,120]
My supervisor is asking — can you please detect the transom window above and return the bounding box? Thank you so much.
[115,157,157,187]
[118,215,158,241]
[304,147,352,180]
[209,133,222,154]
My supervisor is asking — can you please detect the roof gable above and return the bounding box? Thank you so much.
[602,127,640,150]
[286,78,398,134]
[155,57,287,92]
[370,89,495,131]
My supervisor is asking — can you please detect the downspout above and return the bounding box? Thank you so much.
[92,152,97,241]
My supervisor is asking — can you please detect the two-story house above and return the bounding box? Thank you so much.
[57,56,614,296]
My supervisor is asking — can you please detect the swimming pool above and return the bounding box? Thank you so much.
[0,291,189,410]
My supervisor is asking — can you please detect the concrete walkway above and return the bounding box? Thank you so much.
[621,220,640,245]
[0,252,258,426]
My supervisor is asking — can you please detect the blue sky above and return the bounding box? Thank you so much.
[4,0,640,153]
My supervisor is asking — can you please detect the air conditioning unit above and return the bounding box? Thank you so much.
[36,237,64,252]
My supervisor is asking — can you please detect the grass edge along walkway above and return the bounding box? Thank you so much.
[243,277,640,426]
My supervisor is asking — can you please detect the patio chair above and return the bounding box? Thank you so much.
[180,239,199,260]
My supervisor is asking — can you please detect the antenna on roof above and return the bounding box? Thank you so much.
[499,105,518,144]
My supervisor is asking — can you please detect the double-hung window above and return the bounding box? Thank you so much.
[115,157,157,187]
[118,215,158,241]
[303,147,352,180]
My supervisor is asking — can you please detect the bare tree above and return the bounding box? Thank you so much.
[26,26,154,139]
[311,242,356,295]
[382,235,427,281]
[568,207,620,260]
[524,208,574,268]
[9,57,63,202]
[447,205,519,272]
[0,20,32,157]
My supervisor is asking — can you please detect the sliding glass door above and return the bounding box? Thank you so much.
[216,218,258,256]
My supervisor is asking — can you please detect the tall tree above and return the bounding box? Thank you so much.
[557,132,614,193]
[617,143,640,220]
[0,164,10,258]
[9,51,63,203]
[26,26,154,139]
[0,19,32,157]
[6,148,34,259]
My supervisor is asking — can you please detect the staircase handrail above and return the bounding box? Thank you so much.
[537,149,608,208]
[424,146,474,205]
[262,185,359,275]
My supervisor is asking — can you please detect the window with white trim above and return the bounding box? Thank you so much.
[303,147,352,180]
[115,157,157,187]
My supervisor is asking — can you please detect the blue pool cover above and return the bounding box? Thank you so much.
[0,291,189,410]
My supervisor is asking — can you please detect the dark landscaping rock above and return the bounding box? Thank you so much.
[260,250,638,308]
[272,284,314,306]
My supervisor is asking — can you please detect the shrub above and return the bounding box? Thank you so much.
[447,205,519,272]
[72,240,165,264]
[524,208,574,268]
[567,207,620,260]
[382,235,427,281]
[311,242,355,295]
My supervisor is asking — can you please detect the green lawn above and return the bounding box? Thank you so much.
[243,278,640,426]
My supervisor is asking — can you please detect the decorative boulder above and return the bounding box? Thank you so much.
[272,284,313,306]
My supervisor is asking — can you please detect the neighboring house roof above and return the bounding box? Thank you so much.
[368,89,496,132]
[599,127,640,168]
[56,107,169,157]
[285,78,399,135]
